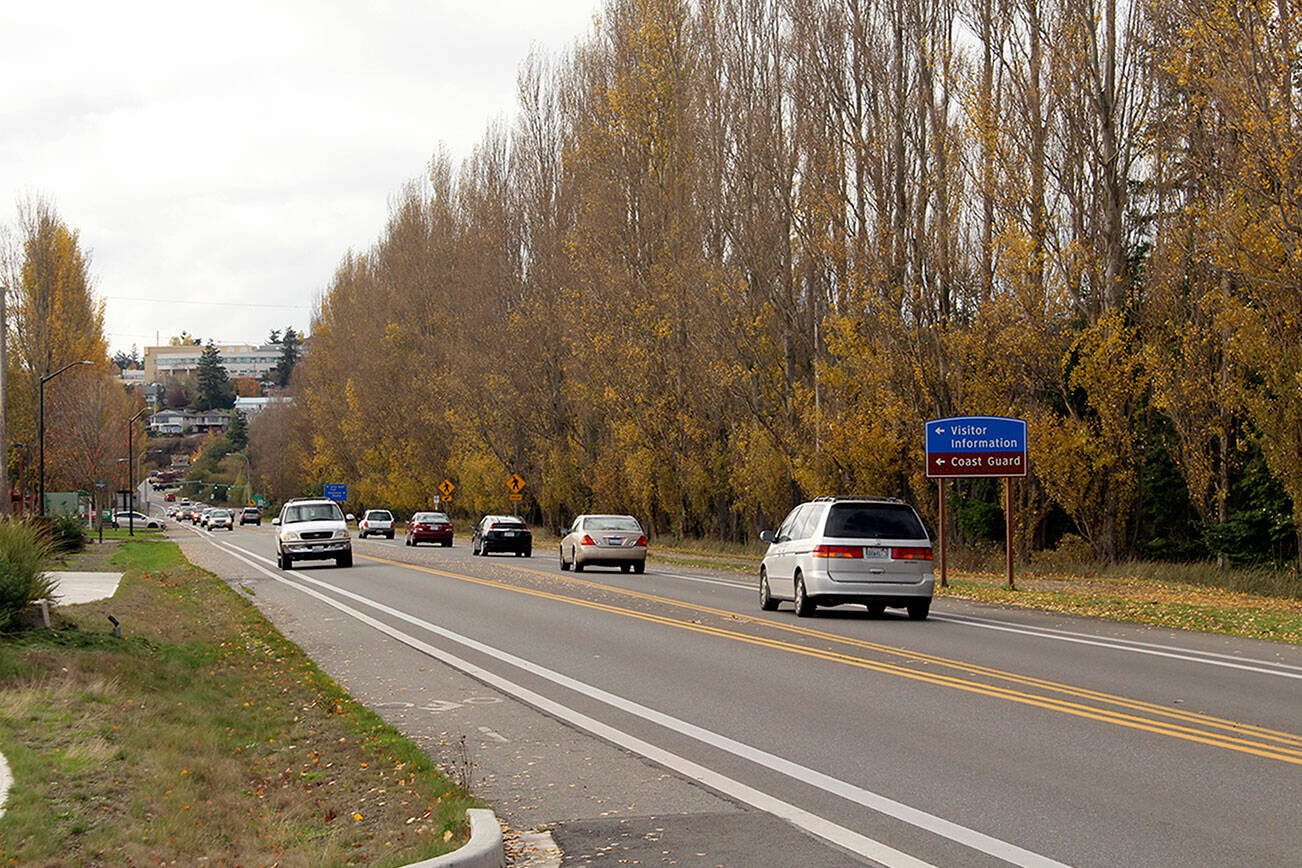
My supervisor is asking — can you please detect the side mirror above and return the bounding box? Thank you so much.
[559,526,569,536]
[345,513,355,522]
[272,517,280,525]
[759,529,775,544]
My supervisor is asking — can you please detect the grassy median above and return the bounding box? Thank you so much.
[0,539,476,867]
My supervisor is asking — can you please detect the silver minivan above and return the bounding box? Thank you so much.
[759,497,934,619]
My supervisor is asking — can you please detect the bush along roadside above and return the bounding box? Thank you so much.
[0,519,57,631]
[0,538,478,866]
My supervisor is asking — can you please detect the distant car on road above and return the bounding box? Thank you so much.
[111,511,165,530]
[208,509,234,531]
[758,496,934,620]
[239,507,261,526]
[406,512,453,547]
[472,515,532,557]
[358,509,395,539]
[560,515,646,573]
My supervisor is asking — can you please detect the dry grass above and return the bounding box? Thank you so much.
[0,539,477,866]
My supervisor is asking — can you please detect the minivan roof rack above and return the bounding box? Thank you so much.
[812,495,904,504]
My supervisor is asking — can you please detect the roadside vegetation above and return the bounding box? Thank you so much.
[0,539,476,866]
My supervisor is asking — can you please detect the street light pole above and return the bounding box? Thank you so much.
[38,360,93,517]
[126,407,148,536]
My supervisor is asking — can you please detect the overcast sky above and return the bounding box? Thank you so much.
[2,0,600,357]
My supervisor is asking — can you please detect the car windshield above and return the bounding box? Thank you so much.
[494,518,526,527]
[824,504,926,539]
[368,511,393,521]
[587,516,640,532]
[212,510,230,518]
[283,503,344,524]
[413,513,441,522]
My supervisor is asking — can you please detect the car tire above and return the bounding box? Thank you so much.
[387,532,394,540]
[523,546,532,558]
[907,600,930,621]
[759,570,779,611]
[793,574,816,617]
[866,600,887,617]
[573,555,584,572]
[559,547,570,571]
[621,564,630,573]
[443,540,451,547]
[337,552,353,567]
[632,561,645,574]
[280,552,293,570]
[405,536,412,546]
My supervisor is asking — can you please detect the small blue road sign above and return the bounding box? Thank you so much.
[925,416,1027,478]
[323,483,349,502]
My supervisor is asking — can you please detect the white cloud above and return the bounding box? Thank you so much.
[2,0,599,352]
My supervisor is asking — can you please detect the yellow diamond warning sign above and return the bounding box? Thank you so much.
[506,473,526,494]
[439,479,456,497]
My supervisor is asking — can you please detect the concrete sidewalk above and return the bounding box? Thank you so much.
[47,571,123,604]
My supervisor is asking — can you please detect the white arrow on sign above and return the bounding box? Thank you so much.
[937,458,947,465]
[934,427,945,434]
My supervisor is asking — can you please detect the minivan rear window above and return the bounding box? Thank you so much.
[824,504,926,539]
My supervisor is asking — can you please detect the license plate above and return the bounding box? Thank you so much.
[311,545,324,551]
[503,531,516,537]
[606,537,622,545]
[862,547,889,559]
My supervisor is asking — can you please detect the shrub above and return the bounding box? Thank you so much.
[0,519,56,631]
[49,513,88,553]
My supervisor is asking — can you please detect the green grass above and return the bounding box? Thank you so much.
[0,539,477,866]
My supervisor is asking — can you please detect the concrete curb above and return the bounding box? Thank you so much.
[406,809,504,868]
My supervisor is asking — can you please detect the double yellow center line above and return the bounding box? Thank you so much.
[362,553,1302,766]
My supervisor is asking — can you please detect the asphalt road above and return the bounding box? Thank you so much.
[170,519,1302,867]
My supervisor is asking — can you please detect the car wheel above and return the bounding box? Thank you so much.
[573,554,584,572]
[759,569,779,611]
[405,536,413,546]
[523,546,532,558]
[337,552,353,568]
[387,532,394,540]
[443,540,451,547]
[793,574,816,617]
[280,552,293,570]
[559,547,570,571]
[866,600,887,617]
[632,561,645,574]
[621,564,630,573]
[907,600,930,621]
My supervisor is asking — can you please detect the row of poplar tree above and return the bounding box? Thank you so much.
[267,0,1302,565]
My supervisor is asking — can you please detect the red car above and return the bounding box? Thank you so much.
[406,511,453,547]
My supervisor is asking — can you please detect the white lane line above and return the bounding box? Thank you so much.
[203,534,1066,868]
[931,614,1302,680]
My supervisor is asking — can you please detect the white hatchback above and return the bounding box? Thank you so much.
[759,497,934,619]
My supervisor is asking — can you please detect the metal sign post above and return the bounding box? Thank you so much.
[925,416,1028,591]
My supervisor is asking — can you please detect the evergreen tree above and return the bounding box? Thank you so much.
[274,327,302,387]
[194,341,234,410]
[226,411,248,451]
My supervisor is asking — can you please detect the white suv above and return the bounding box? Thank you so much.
[273,499,354,570]
[759,497,934,619]
[358,509,395,539]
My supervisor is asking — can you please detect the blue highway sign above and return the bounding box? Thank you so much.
[323,483,349,502]
[925,416,1027,478]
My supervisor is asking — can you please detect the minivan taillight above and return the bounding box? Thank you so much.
[891,546,933,560]
[813,544,862,558]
